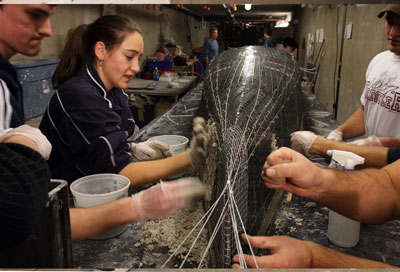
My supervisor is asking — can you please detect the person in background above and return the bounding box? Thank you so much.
[275,37,297,54]
[231,147,399,268]
[0,5,205,249]
[263,28,274,47]
[323,4,400,147]
[40,17,209,188]
[203,27,219,66]
[282,37,297,54]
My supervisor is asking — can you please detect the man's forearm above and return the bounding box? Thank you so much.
[379,137,400,147]
[308,240,397,268]
[337,106,365,140]
[311,167,398,223]
[309,137,388,168]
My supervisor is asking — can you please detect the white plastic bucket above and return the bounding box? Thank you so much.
[148,135,189,178]
[70,173,130,240]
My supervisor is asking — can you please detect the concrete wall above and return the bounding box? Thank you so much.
[11,4,390,126]
[272,26,295,42]
[11,4,210,68]
[295,4,387,123]
[117,5,210,58]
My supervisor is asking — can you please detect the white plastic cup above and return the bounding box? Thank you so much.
[148,135,189,178]
[70,173,130,240]
[327,209,360,247]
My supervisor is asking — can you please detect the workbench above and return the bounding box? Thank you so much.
[125,76,197,102]
[72,85,400,269]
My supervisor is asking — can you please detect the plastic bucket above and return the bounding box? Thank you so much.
[70,173,130,240]
[148,135,189,178]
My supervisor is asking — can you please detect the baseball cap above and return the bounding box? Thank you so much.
[378,4,400,18]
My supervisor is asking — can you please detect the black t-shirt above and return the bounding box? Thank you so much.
[0,143,50,250]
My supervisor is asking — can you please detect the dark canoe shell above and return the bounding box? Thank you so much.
[198,46,303,268]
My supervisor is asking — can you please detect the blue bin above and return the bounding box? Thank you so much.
[13,59,59,120]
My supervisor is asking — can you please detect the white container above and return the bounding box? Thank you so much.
[328,209,360,247]
[70,173,130,240]
[326,150,364,248]
[148,135,189,178]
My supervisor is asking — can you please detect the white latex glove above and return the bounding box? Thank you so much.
[290,131,318,156]
[133,124,140,136]
[130,140,172,161]
[0,125,52,160]
[131,177,205,220]
[187,117,209,167]
[326,129,343,142]
[349,135,382,146]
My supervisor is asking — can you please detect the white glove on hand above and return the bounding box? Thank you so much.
[349,135,382,146]
[131,177,205,220]
[133,124,140,136]
[187,117,209,167]
[290,131,318,156]
[0,125,52,160]
[327,129,343,142]
[130,140,172,161]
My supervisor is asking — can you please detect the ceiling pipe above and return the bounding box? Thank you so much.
[234,17,285,22]
[164,4,202,20]
[222,4,237,24]
[203,17,286,23]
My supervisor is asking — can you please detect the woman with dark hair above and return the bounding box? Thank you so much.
[40,15,208,188]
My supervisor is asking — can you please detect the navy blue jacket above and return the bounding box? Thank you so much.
[0,54,24,129]
[39,64,135,182]
[388,147,400,164]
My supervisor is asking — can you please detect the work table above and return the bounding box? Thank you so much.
[72,84,400,268]
[125,75,197,103]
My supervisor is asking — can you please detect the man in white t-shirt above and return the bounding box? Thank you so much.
[361,50,400,139]
[325,5,400,147]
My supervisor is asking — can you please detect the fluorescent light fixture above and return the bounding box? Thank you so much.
[275,21,289,28]
[244,4,252,10]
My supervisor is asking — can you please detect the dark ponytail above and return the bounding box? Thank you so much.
[52,24,88,89]
[52,15,142,89]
